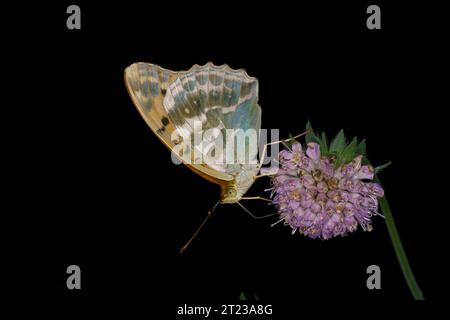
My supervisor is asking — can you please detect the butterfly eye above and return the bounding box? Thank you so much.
[226,189,237,197]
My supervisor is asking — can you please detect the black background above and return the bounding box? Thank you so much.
[7,0,437,308]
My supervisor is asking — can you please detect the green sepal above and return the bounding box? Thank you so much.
[321,132,329,155]
[304,121,327,156]
[362,155,370,165]
[329,129,346,154]
[305,121,315,144]
[336,137,358,167]
[375,161,392,172]
[305,121,322,146]
[356,139,366,156]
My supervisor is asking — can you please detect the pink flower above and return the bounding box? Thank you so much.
[271,143,384,239]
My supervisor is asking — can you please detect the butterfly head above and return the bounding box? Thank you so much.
[221,186,239,204]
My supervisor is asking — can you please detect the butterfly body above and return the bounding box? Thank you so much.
[125,62,261,204]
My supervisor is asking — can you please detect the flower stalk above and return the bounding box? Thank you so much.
[373,174,425,300]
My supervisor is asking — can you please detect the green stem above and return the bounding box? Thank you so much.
[374,175,425,300]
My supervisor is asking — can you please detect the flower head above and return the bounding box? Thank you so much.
[269,124,386,239]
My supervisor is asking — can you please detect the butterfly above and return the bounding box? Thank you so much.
[124,62,304,250]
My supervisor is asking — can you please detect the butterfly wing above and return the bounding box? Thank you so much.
[163,63,261,176]
[124,62,233,184]
[219,84,261,168]
[124,62,177,150]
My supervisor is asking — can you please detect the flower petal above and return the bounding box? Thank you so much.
[292,142,302,153]
[354,165,375,180]
[306,142,321,162]
[367,183,384,197]
[319,158,334,178]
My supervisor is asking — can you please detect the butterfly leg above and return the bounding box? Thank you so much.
[180,200,221,254]
[257,131,309,170]
[240,196,272,203]
[236,202,277,219]
[253,172,278,180]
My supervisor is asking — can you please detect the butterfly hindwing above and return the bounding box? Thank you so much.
[163,63,261,175]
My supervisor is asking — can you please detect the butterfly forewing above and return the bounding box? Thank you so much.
[124,62,234,184]
[124,63,178,150]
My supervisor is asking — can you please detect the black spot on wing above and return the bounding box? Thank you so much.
[156,116,170,135]
[161,116,169,126]
[156,126,165,134]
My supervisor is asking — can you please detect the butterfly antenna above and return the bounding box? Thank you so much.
[180,200,221,254]
[236,202,277,220]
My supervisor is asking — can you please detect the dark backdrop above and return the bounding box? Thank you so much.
[7,0,436,307]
